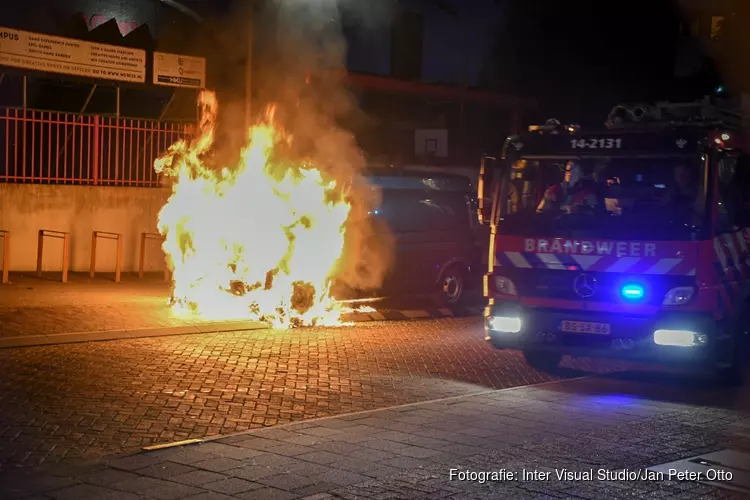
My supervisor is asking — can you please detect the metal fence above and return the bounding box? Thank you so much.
[0,108,192,187]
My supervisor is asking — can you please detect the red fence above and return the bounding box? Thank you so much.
[0,108,192,187]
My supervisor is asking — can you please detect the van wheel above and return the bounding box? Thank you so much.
[437,265,465,307]
[523,349,563,374]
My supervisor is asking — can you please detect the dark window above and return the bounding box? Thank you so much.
[378,189,469,233]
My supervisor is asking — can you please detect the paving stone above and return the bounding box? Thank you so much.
[314,469,371,487]
[225,465,285,482]
[147,482,205,500]
[180,492,237,500]
[80,469,143,486]
[256,473,318,491]
[262,444,317,457]
[135,461,197,479]
[190,457,245,473]
[110,476,176,494]
[192,443,265,460]
[292,484,338,497]
[295,451,348,465]
[235,487,299,500]
[202,477,264,495]
[107,455,165,471]
[48,483,143,500]
[169,470,228,486]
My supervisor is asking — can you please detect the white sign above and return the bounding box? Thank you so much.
[0,27,146,83]
[153,52,206,89]
[415,129,448,158]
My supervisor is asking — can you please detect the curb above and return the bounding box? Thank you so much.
[145,376,589,451]
[0,321,267,349]
[0,306,484,349]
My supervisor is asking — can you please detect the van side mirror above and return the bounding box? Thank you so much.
[477,156,496,225]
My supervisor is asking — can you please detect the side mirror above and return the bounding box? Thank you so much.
[477,156,496,225]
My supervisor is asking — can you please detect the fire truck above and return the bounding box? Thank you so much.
[477,98,750,385]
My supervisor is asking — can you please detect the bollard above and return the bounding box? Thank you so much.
[90,231,123,283]
[140,232,170,282]
[36,230,70,283]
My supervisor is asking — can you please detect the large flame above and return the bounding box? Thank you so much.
[154,91,364,328]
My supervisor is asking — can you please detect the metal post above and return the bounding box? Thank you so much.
[62,234,69,283]
[1,231,9,284]
[139,233,146,278]
[89,232,97,278]
[160,92,176,121]
[80,84,97,115]
[116,235,123,283]
[92,115,100,184]
[22,75,27,110]
[36,230,44,277]
[116,86,121,119]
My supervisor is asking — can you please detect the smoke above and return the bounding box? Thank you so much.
[244,0,397,293]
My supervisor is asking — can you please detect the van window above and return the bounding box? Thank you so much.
[378,189,470,233]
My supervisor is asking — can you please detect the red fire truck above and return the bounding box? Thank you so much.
[477,100,750,385]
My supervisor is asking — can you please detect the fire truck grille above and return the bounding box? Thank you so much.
[514,269,688,306]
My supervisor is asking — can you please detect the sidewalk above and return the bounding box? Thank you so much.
[0,273,482,347]
[4,375,750,499]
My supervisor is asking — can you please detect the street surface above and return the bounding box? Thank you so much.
[3,376,749,499]
[1,271,747,500]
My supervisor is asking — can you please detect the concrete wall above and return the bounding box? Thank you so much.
[0,184,170,273]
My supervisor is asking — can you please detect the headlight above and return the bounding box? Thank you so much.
[488,316,522,333]
[654,329,707,347]
[494,276,517,296]
[663,287,694,306]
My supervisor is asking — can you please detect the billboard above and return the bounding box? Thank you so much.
[0,27,145,83]
[153,52,206,89]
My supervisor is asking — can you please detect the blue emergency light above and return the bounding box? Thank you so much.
[620,283,645,301]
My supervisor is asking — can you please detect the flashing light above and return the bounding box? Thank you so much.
[654,329,707,347]
[721,133,731,141]
[716,85,726,93]
[489,316,522,333]
[620,283,645,301]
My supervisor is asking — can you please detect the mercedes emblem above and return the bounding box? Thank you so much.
[573,274,596,298]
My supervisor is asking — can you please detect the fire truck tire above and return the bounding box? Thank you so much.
[715,311,748,387]
[523,349,563,374]
[436,265,466,307]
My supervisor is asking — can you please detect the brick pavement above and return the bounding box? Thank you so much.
[3,376,749,499]
[2,316,629,471]
[0,273,482,342]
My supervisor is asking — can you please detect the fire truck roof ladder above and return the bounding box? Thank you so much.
[606,96,744,131]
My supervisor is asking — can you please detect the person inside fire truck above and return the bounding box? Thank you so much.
[660,163,702,223]
[536,160,598,214]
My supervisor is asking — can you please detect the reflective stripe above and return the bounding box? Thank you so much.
[605,257,641,273]
[505,252,531,268]
[643,258,681,275]
[570,255,602,270]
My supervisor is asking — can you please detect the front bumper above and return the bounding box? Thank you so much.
[484,301,721,365]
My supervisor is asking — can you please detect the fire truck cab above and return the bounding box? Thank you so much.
[477,100,750,385]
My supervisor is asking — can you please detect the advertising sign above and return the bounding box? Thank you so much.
[0,27,146,83]
[153,52,206,89]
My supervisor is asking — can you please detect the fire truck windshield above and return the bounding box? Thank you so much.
[497,156,707,240]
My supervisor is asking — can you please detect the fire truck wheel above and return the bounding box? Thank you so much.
[523,349,563,374]
[715,314,747,387]
[436,265,466,307]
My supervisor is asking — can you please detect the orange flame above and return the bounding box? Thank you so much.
[154,91,360,328]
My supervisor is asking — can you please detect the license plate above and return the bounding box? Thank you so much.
[560,320,611,335]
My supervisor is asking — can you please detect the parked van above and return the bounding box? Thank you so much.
[336,169,482,306]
